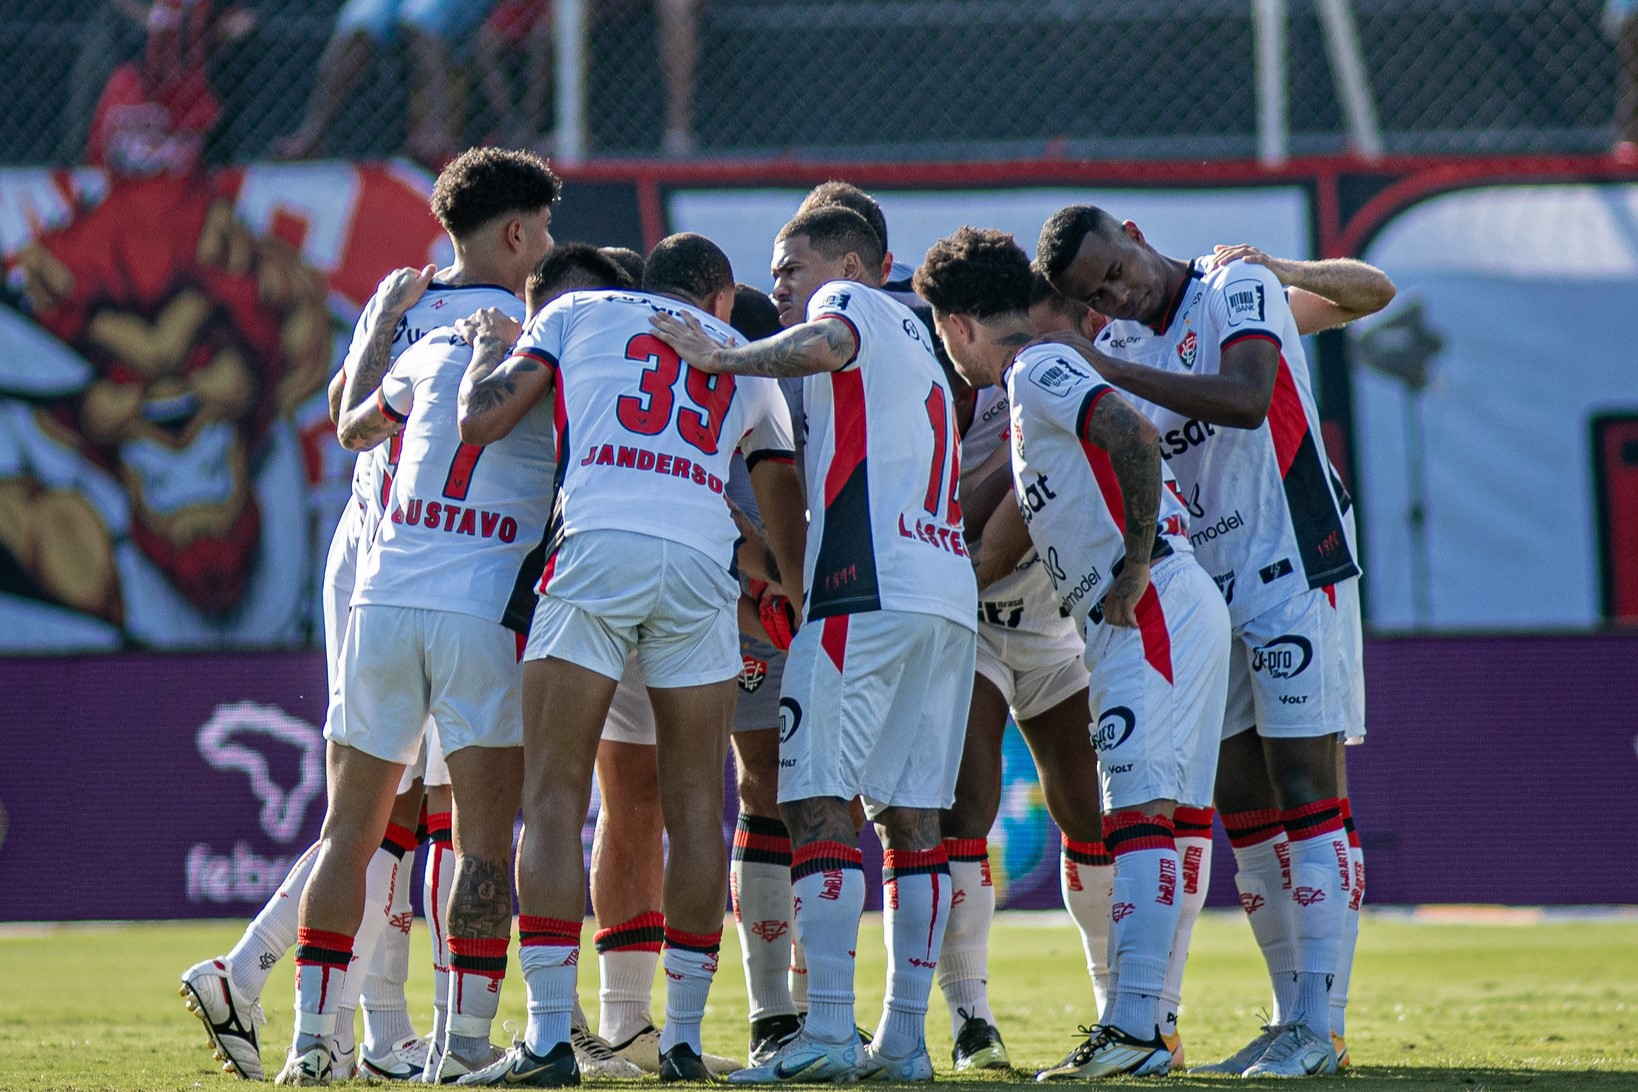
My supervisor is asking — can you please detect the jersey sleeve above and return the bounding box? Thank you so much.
[376,337,432,423]
[1210,260,1287,353]
[514,294,573,370]
[341,289,387,381]
[805,281,862,368]
[1011,347,1116,443]
[736,377,797,467]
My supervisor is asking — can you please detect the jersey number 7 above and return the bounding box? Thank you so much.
[617,334,737,455]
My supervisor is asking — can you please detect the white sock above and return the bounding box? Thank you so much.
[658,927,722,1054]
[1159,807,1214,1038]
[519,916,581,1057]
[228,841,319,1000]
[1284,801,1349,1041]
[1225,810,1298,1025]
[873,848,952,1058]
[293,927,352,1053]
[362,840,417,1054]
[1333,803,1364,1039]
[789,939,809,1014]
[936,837,995,1038]
[447,931,509,1058]
[594,911,662,1045]
[789,840,864,1043]
[731,814,798,1022]
[1060,836,1114,1015]
[1103,812,1180,1041]
[337,826,414,1030]
[424,816,455,1050]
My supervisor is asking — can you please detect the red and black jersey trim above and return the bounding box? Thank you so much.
[733,814,793,867]
[664,926,723,955]
[377,388,409,424]
[744,448,797,471]
[512,346,559,373]
[1148,262,1203,335]
[1075,384,1118,443]
[808,369,881,619]
[1281,798,1345,842]
[1103,810,1177,856]
[518,915,581,948]
[1221,808,1285,848]
[295,928,353,969]
[449,936,509,976]
[594,911,665,954]
[881,847,950,882]
[1266,358,1359,588]
[1062,836,1112,867]
[1219,330,1282,354]
[791,840,863,881]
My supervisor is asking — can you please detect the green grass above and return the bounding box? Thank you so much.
[2,912,1636,1090]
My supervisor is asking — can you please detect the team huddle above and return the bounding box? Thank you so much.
[179,147,1394,1086]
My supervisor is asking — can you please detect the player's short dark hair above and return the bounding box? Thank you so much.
[1029,270,1088,317]
[600,246,646,287]
[1035,205,1123,281]
[777,206,885,274]
[797,180,889,252]
[642,232,734,303]
[730,284,783,342]
[527,243,631,305]
[431,147,561,239]
[913,227,1033,319]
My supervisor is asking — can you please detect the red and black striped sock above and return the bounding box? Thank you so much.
[594,910,663,1046]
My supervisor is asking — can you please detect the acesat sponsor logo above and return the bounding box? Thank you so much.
[1190,510,1244,547]
[1253,635,1314,679]
[1019,473,1059,517]
[1160,418,1217,458]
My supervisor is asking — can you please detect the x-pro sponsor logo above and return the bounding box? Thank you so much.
[777,697,801,769]
[1092,706,1136,752]
[1252,634,1314,679]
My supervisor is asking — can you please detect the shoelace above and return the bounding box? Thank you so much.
[1067,1024,1110,1064]
[570,1025,623,1060]
[1254,1025,1307,1063]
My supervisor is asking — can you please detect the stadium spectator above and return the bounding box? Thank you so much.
[86,0,255,176]
[273,0,499,165]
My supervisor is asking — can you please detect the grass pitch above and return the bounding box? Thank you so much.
[1,911,1635,1090]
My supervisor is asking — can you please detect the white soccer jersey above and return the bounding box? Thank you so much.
[513,289,794,572]
[800,280,977,630]
[962,384,1066,637]
[1093,258,1358,625]
[1007,343,1193,633]
[342,281,526,533]
[352,326,555,624]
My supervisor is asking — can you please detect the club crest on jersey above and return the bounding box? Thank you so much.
[1225,279,1266,326]
[739,655,768,692]
[1177,330,1198,369]
[1026,356,1088,397]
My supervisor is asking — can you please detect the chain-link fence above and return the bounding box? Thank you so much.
[2,0,1627,167]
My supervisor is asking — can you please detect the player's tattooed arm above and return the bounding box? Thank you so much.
[338,265,436,425]
[651,311,855,377]
[327,368,347,426]
[1083,390,1163,627]
[336,394,401,452]
[1210,245,1396,333]
[446,856,514,940]
[457,309,550,445]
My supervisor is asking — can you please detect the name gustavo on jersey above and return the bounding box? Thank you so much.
[392,497,519,542]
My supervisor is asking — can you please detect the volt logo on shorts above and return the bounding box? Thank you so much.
[778,697,802,743]
[1252,635,1313,679]
[1092,706,1135,752]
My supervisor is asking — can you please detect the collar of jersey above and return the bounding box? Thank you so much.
[1146,260,1203,335]
[428,280,518,295]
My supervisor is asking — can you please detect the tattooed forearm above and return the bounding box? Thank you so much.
[1087,393,1162,565]
[463,364,532,417]
[340,310,401,416]
[446,855,514,939]
[336,405,399,452]
[715,318,855,377]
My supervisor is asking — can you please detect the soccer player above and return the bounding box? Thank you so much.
[916,226,1227,1079]
[1037,206,1363,1078]
[651,206,979,1084]
[179,147,558,1084]
[453,233,804,1087]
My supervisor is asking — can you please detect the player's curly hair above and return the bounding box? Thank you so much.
[600,246,646,287]
[431,147,561,238]
[1035,204,1122,282]
[913,227,1033,318]
[643,232,734,303]
[797,180,889,252]
[731,284,783,342]
[777,206,885,274]
[527,243,632,308]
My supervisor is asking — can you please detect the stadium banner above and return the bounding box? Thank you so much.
[2,633,1635,923]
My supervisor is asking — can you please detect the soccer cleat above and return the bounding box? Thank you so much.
[1242,1024,1339,1079]
[429,1041,509,1084]
[951,1009,1010,1071]
[360,1034,430,1080]
[179,958,267,1081]
[455,1040,580,1087]
[857,1042,934,1082]
[1189,1024,1283,1075]
[1161,1030,1185,1070]
[273,1045,332,1086]
[1034,1025,1171,1081]
[661,1042,722,1083]
[571,1020,646,1078]
[1331,1032,1350,1070]
[747,1015,803,1067]
[726,1029,860,1084]
[610,1024,738,1076]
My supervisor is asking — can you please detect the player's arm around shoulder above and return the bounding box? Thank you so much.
[1209,243,1395,333]
[1083,387,1163,628]
[337,265,436,424]
[336,342,422,452]
[456,307,549,446]
[650,310,856,378]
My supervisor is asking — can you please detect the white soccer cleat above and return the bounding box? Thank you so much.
[726,1029,860,1084]
[611,1024,737,1076]
[428,1040,509,1084]
[273,1045,333,1086]
[856,1042,934,1082]
[1190,1024,1283,1075]
[179,958,266,1081]
[570,1020,646,1078]
[1034,1025,1171,1080]
[360,1033,430,1080]
[1242,1023,1339,1078]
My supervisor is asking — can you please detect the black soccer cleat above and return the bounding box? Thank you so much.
[660,1042,721,1084]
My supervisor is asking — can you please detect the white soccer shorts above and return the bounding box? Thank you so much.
[1331,576,1366,744]
[777,609,976,815]
[524,529,740,689]
[328,604,523,765]
[1222,582,1356,741]
[601,635,788,746]
[1083,557,1230,810]
[973,615,1089,722]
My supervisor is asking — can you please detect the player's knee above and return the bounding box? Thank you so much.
[877,806,942,852]
[940,781,999,839]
